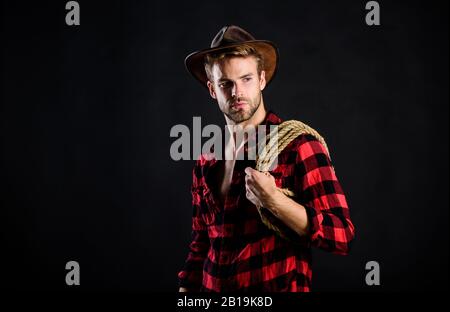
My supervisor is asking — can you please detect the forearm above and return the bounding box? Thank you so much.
[263,190,310,237]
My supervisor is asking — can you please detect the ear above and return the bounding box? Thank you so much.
[259,70,267,91]
[207,81,217,99]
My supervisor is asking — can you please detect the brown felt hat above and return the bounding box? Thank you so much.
[185,25,279,88]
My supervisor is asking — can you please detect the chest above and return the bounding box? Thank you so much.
[215,160,236,203]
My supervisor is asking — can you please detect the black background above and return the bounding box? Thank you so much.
[1,0,448,292]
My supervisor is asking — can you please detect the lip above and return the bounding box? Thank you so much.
[231,102,247,109]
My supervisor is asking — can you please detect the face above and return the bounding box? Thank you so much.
[207,56,266,124]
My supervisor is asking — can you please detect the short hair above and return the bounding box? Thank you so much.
[204,44,264,82]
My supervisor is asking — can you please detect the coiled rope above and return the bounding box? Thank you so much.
[255,120,331,238]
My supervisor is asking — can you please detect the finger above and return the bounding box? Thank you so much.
[245,182,255,194]
[245,178,260,192]
[245,177,251,189]
[252,170,271,183]
[246,189,260,205]
[244,167,256,176]
[247,184,261,197]
[246,187,256,200]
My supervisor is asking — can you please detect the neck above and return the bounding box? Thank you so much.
[223,98,267,159]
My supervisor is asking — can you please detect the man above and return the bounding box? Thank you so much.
[178,25,355,292]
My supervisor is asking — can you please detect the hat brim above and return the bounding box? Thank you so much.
[185,40,279,89]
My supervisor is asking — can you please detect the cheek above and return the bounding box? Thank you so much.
[217,89,231,102]
[215,92,230,109]
[249,85,261,100]
[247,81,260,92]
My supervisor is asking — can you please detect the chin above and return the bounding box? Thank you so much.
[230,112,252,123]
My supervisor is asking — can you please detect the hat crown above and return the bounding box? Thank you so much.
[185,25,278,89]
[210,25,256,48]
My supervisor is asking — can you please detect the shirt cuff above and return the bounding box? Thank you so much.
[178,270,203,291]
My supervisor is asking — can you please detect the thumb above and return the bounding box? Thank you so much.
[244,167,256,175]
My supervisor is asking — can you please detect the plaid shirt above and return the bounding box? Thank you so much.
[178,111,355,292]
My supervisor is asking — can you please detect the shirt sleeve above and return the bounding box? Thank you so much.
[177,160,210,290]
[293,134,355,255]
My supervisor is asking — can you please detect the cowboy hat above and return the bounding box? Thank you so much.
[185,25,279,88]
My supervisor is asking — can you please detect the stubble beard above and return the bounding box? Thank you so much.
[224,92,262,124]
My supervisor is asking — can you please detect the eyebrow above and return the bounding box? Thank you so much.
[218,73,254,82]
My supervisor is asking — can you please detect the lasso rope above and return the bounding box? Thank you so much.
[255,120,331,238]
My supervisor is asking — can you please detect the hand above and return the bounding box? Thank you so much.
[244,167,278,208]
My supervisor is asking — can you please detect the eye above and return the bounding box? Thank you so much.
[243,77,252,82]
[219,81,231,88]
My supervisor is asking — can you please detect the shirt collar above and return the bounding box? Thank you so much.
[261,110,283,126]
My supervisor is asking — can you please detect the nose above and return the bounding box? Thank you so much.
[231,82,244,98]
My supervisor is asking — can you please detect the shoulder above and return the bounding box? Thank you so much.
[288,133,330,162]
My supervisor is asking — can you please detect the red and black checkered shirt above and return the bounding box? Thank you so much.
[178,111,355,292]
